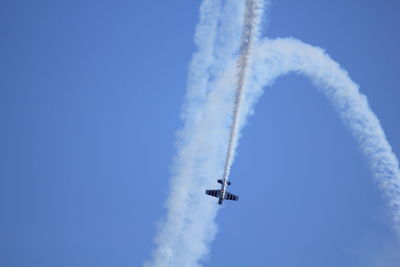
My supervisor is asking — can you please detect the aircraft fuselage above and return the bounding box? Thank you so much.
[205,179,237,205]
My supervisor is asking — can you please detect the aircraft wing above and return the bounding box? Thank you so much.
[205,190,220,198]
[224,191,239,201]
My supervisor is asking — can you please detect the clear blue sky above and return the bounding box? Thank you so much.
[0,1,399,266]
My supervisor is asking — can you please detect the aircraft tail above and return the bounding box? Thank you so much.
[217,179,231,185]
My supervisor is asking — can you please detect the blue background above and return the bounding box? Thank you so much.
[0,0,399,266]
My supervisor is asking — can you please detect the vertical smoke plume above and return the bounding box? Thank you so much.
[145,1,264,266]
[222,0,263,182]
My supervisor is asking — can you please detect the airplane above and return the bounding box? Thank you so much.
[205,179,239,205]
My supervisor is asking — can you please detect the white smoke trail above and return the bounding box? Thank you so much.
[143,1,223,266]
[222,0,264,182]
[146,0,400,266]
[244,37,400,235]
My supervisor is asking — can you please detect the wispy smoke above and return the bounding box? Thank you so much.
[145,0,400,266]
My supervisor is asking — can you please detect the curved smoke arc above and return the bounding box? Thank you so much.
[246,37,400,234]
